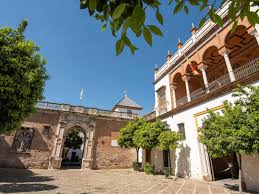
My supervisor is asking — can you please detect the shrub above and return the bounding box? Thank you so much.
[132,161,141,171]
[144,163,154,175]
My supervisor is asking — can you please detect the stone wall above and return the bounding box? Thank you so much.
[0,111,59,169]
[93,118,135,169]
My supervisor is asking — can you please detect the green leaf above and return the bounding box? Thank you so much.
[148,25,163,36]
[231,20,238,33]
[143,27,152,46]
[156,11,164,25]
[213,13,223,26]
[199,16,207,28]
[116,38,125,56]
[184,5,189,14]
[89,0,97,11]
[174,1,184,15]
[112,3,127,20]
[101,24,106,32]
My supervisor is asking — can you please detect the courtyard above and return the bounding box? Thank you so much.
[0,168,252,194]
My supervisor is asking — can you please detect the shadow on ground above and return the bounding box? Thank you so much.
[0,169,58,193]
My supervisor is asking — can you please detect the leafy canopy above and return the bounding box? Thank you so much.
[0,20,48,134]
[134,120,169,150]
[198,86,259,158]
[117,117,145,149]
[80,0,259,55]
[64,128,84,149]
[158,131,183,151]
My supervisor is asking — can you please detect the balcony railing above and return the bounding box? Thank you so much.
[36,101,138,119]
[176,96,188,107]
[174,58,259,110]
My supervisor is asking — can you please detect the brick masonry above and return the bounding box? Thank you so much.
[0,109,135,169]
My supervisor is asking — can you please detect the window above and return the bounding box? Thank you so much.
[42,126,50,135]
[127,109,132,114]
[157,87,166,111]
[177,123,186,140]
[12,127,34,152]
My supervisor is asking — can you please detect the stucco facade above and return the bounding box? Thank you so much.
[149,2,259,192]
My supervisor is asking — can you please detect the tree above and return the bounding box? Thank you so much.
[158,131,183,176]
[117,118,146,163]
[64,128,84,149]
[134,120,168,163]
[79,0,259,55]
[0,20,48,134]
[198,86,259,192]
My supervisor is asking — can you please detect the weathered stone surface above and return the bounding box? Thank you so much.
[0,109,135,170]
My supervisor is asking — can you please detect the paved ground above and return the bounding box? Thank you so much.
[0,168,253,194]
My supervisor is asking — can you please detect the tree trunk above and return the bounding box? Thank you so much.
[136,148,139,163]
[168,150,171,176]
[236,153,246,193]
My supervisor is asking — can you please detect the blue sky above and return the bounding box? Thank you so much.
[0,0,204,114]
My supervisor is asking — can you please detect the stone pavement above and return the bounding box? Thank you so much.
[0,168,253,194]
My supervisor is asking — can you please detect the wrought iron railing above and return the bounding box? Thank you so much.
[36,101,138,119]
[174,57,259,110]
[176,96,188,107]
[233,58,259,80]
[190,87,206,100]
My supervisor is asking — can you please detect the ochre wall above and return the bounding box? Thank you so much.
[93,118,135,169]
[0,111,59,169]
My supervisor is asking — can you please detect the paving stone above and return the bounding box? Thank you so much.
[0,168,252,194]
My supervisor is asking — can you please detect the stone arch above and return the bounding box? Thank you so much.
[202,46,227,82]
[224,25,259,69]
[49,113,96,170]
[172,72,186,105]
[60,125,88,169]
[185,61,204,93]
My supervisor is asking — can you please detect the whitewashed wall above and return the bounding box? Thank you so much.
[114,107,140,115]
[151,81,259,180]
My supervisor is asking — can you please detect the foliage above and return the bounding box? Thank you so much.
[198,86,259,158]
[134,120,169,150]
[144,162,154,175]
[0,20,48,134]
[64,128,83,149]
[163,167,171,178]
[79,0,259,55]
[132,161,141,171]
[158,131,183,151]
[117,118,146,162]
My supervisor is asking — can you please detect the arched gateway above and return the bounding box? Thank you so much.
[49,113,96,170]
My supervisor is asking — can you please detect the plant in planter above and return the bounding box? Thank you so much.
[144,162,154,175]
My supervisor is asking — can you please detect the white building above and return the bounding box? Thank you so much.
[145,2,259,192]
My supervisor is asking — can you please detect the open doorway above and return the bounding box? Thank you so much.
[61,127,85,169]
[210,154,239,181]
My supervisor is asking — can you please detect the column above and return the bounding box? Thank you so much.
[198,63,209,93]
[171,84,177,109]
[222,51,236,82]
[182,75,191,102]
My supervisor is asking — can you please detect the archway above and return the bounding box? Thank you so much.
[185,61,205,99]
[61,127,86,169]
[202,46,227,83]
[224,25,259,75]
[173,72,186,107]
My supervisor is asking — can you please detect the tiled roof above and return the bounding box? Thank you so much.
[113,95,142,110]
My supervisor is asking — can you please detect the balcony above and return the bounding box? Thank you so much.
[36,102,138,120]
[175,58,259,110]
